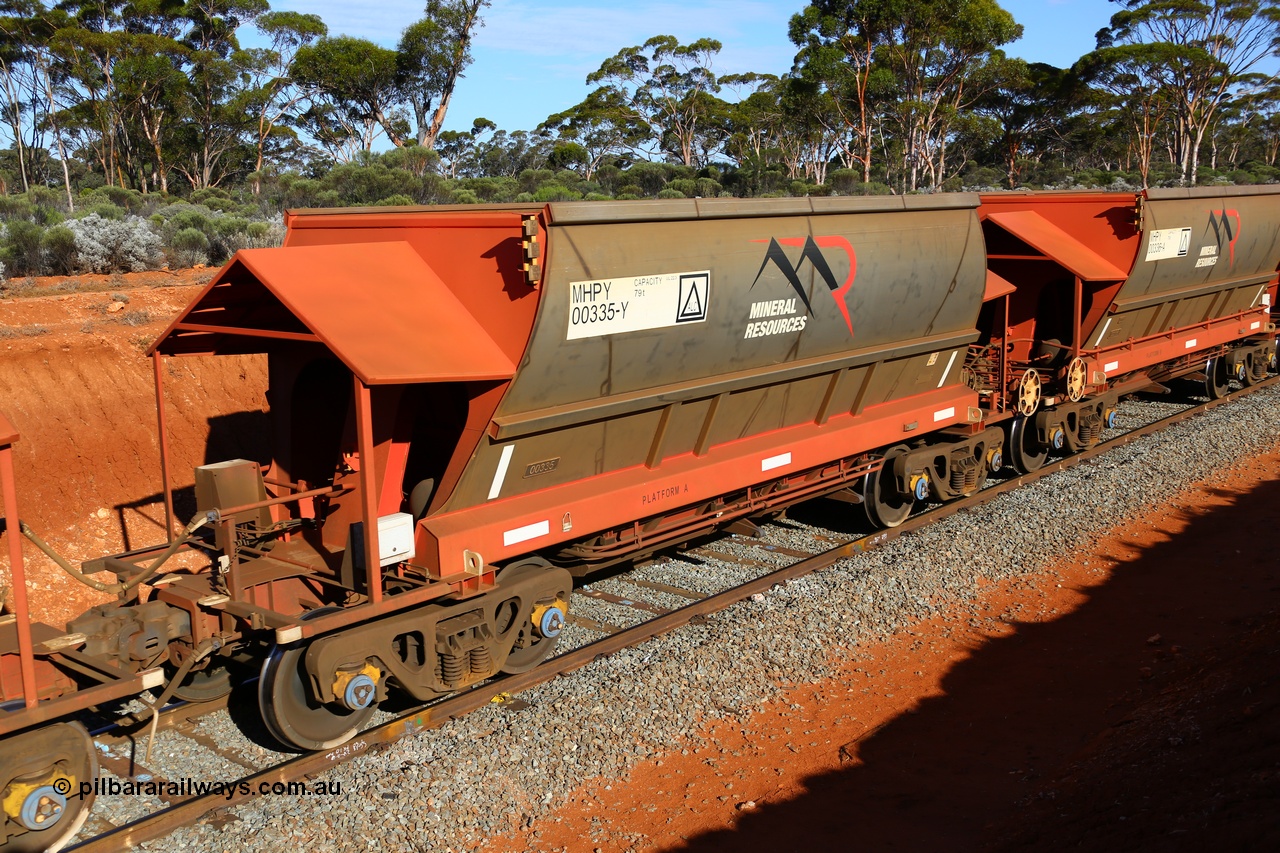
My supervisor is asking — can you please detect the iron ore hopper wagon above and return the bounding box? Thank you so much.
[1,187,1277,851]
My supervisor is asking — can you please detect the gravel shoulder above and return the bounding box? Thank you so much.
[494,448,1280,853]
[117,384,1280,853]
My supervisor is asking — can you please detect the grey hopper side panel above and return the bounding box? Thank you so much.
[439,203,987,512]
[1095,186,1280,348]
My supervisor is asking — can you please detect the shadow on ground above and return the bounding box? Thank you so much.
[671,475,1280,853]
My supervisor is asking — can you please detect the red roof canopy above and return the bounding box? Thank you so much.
[986,210,1129,281]
[152,242,516,385]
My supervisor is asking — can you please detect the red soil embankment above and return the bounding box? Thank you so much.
[0,271,268,626]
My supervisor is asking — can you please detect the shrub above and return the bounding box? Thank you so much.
[82,186,145,213]
[656,187,685,199]
[117,309,153,326]
[518,169,554,194]
[65,214,163,273]
[533,184,581,202]
[0,324,49,338]
[171,227,210,267]
[667,179,697,197]
[41,226,78,275]
[1,220,44,275]
[76,203,126,221]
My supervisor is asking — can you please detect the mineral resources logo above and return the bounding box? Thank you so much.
[749,236,857,336]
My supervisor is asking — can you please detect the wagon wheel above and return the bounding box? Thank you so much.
[1065,357,1088,402]
[259,608,375,752]
[862,445,913,529]
[0,723,98,853]
[1204,356,1229,400]
[496,559,571,675]
[1013,368,1042,416]
[1006,415,1047,475]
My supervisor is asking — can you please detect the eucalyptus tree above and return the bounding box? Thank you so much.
[1095,0,1280,184]
[587,35,730,167]
[973,56,1075,187]
[47,0,133,187]
[175,0,268,189]
[720,72,784,172]
[791,0,1020,191]
[1077,41,1184,187]
[114,30,189,192]
[0,0,45,193]
[538,86,650,179]
[878,0,1021,190]
[242,10,326,193]
[434,116,494,177]
[790,0,894,183]
[397,0,490,148]
[291,35,404,160]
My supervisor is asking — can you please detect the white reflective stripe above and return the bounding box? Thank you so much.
[1251,321,1262,330]
[488,444,515,500]
[503,520,550,547]
[1104,360,1119,373]
[936,351,958,388]
[1185,338,1197,349]
[1093,317,1112,347]
[933,407,956,422]
[761,452,792,471]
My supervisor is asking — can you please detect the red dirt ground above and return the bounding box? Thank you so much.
[482,450,1280,853]
[0,268,269,625]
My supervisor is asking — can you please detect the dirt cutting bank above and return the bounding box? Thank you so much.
[0,272,268,625]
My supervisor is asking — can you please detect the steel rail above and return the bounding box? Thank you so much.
[66,374,1280,852]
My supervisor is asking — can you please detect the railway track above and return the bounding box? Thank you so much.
[64,376,1279,852]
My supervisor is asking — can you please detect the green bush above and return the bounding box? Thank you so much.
[171,227,209,267]
[83,186,145,213]
[667,179,697,197]
[41,226,77,275]
[533,184,581,202]
[76,202,126,221]
[2,220,44,275]
[656,187,685,199]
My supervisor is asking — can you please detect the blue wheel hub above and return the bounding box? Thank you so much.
[1051,428,1066,450]
[912,476,929,501]
[20,784,67,831]
[343,674,376,711]
[538,606,565,639]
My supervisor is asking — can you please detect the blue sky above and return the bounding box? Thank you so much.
[256,1,1134,133]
